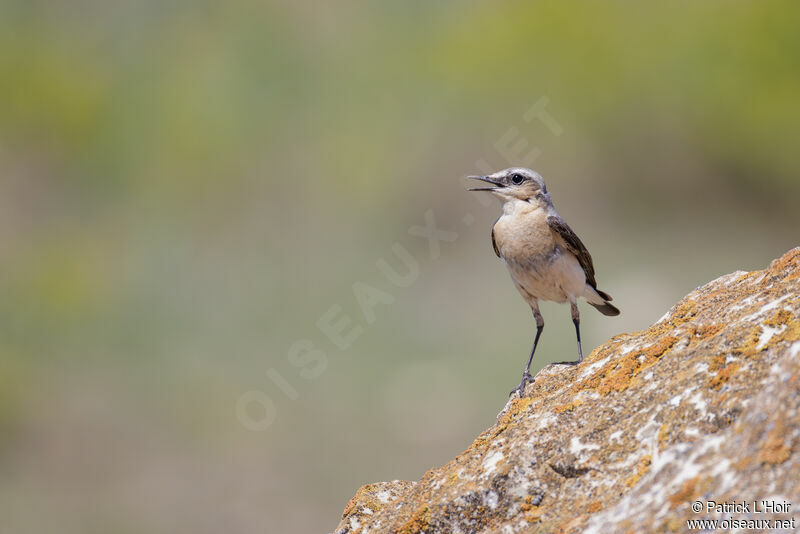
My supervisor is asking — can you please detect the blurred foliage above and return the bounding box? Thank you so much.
[1,1,799,533]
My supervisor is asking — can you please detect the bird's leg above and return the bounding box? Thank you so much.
[510,304,544,397]
[554,300,583,366]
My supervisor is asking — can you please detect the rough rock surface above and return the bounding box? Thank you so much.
[332,248,800,533]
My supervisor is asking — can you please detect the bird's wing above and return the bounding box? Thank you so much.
[546,215,597,288]
[491,227,501,258]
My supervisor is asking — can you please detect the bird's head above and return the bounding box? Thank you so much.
[468,167,551,207]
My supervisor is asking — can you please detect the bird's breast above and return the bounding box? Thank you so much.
[493,206,585,302]
[492,207,556,263]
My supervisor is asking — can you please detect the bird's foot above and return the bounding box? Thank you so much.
[552,359,581,366]
[509,371,533,397]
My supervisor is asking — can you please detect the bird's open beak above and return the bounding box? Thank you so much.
[467,175,503,191]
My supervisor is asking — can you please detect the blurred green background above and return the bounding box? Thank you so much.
[2,1,799,532]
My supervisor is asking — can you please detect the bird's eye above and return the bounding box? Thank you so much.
[511,173,525,185]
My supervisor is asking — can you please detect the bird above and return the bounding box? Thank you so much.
[468,167,619,397]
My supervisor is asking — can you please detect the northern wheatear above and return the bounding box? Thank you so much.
[469,167,619,396]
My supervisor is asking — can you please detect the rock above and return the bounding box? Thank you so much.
[331,248,800,534]
[338,481,418,533]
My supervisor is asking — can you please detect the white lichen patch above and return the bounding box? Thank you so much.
[756,324,786,351]
[635,415,660,444]
[728,294,757,313]
[375,490,392,504]
[580,354,613,379]
[760,294,792,314]
[673,336,691,352]
[483,490,499,510]
[664,435,725,489]
[570,436,600,456]
[641,381,662,396]
[535,413,556,430]
[655,310,671,324]
[588,435,729,533]
[668,393,685,407]
[709,457,732,479]
[608,430,623,443]
[729,270,750,284]
[688,391,707,415]
[741,294,790,323]
[482,451,505,476]
[605,451,645,473]
[575,390,600,402]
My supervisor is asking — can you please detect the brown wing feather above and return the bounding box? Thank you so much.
[546,215,598,289]
[491,227,501,258]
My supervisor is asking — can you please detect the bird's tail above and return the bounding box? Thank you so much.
[584,285,620,316]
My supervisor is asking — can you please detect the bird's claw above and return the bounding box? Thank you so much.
[552,359,581,366]
[509,371,533,397]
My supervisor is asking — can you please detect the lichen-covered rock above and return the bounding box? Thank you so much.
[338,481,418,533]
[332,248,800,534]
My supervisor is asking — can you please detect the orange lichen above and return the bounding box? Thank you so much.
[554,399,584,413]
[766,309,800,345]
[587,501,603,513]
[671,301,698,325]
[589,336,677,396]
[735,326,763,357]
[707,363,741,390]
[342,483,383,518]
[398,504,431,534]
[658,423,670,451]
[767,248,800,281]
[470,396,534,451]
[570,343,619,391]
[757,421,792,465]
[668,475,702,507]
[555,513,589,533]
[765,309,792,328]
[492,396,533,435]
[694,323,723,339]
[707,353,726,373]
[642,336,679,358]
[735,308,799,358]
[624,455,652,488]
[520,499,543,523]
[732,456,752,471]
[524,509,543,523]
